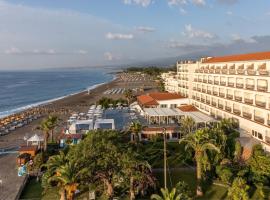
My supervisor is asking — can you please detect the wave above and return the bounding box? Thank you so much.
[0,78,115,119]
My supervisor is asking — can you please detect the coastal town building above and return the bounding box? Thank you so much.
[161,71,179,93]
[163,51,270,151]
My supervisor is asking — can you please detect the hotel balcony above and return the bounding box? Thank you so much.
[204,69,209,73]
[203,79,207,83]
[247,70,256,75]
[193,87,196,91]
[197,88,202,92]
[192,95,195,100]
[244,98,253,105]
[227,94,233,99]
[236,83,244,88]
[195,69,199,73]
[229,69,236,74]
[246,84,255,90]
[206,100,210,104]
[233,109,241,116]
[215,69,221,74]
[196,97,200,101]
[202,89,206,93]
[257,86,268,92]
[259,70,269,76]
[228,82,234,87]
[210,112,215,117]
[212,102,217,107]
[222,69,228,74]
[225,106,232,112]
[255,101,266,108]
[220,81,226,86]
[254,116,265,124]
[186,78,189,81]
[208,80,213,84]
[198,79,202,82]
[217,115,223,120]
[219,93,225,98]
[268,120,270,126]
[213,91,218,96]
[194,78,198,82]
[214,81,219,85]
[235,96,243,102]
[201,98,205,103]
[209,69,214,73]
[237,69,245,74]
[207,90,212,95]
[218,104,224,109]
[199,69,204,73]
[243,112,252,119]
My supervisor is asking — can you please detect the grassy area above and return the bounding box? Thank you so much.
[20,177,42,199]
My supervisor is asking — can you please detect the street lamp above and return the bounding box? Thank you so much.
[163,127,167,189]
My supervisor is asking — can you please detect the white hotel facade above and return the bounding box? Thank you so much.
[165,51,270,151]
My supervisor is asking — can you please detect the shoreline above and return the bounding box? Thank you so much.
[0,73,118,120]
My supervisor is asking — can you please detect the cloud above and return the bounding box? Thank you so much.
[182,24,216,39]
[168,0,205,7]
[4,47,22,55]
[226,11,233,15]
[4,47,59,55]
[135,26,156,33]
[104,52,120,61]
[76,50,88,55]
[122,0,153,7]
[231,34,257,43]
[179,8,188,15]
[106,32,134,40]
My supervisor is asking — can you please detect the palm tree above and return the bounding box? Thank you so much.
[40,119,51,151]
[179,116,196,137]
[129,121,142,142]
[47,115,58,142]
[179,129,220,196]
[151,188,181,200]
[124,89,133,105]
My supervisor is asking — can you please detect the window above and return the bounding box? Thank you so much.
[265,136,270,144]
[252,130,255,136]
[258,133,263,140]
[160,104,167,108]
[170,104,177,108]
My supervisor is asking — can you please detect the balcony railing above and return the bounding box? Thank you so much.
[220,81,226,86]
[229,69,236,74]
[218,104,224,109]
[236,83,244,88]
[204,69,209,73]
[194,78,198,82]
[222,69,228,74]
[244,98,253,105]
[197,88,202,92]
[219,93,225,97]
[247,70,256,75]
[202,89,206,93]
[246,84,255,90]
[237,69,245,74]
[203,79,207,83]
[212,102,217,107]
[206,100,210,105]
[225,106,232,112]
[208,80,213,84]
[257,86,268,92]
[255,101,266,108]
[207,90,212,95]
[201,98,205,103]
[235,96,242,102]
[215,69,221,73]
[196,97,200,101]
[254,116,265,124]
[214,81,219,85]
[198,79,202,82]
[209,69,214,73]
[228,82,234,87]
[227,94,233,99]
[233,109,241,115]
[243,112,252,119]
[213,91,218,96]
[259,70,269,76]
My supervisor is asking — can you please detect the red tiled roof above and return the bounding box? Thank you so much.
[148,92,184,101]
[203,51,270,63]
[137,95,159,106]
[178,105,198,112]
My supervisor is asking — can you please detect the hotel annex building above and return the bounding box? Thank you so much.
[163,51,270,151]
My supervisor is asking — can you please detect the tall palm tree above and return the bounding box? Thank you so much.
[124,89,133,105]
[179,116,196,137]
[47,115,58,142]
[129,121,142,142]
[179,129,220,196]
[151,188,181,200]
[40,119,51,151]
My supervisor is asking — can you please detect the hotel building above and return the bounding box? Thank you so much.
[169,51,270,151]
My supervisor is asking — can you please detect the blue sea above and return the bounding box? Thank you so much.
[0,68,115,118]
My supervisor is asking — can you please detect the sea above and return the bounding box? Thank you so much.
[0,67,115,118]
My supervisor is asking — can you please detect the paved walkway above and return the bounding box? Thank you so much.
[0,154,27,200]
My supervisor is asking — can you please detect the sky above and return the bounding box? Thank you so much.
[0,0,270,69]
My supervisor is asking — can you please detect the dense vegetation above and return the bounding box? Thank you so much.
[125,66,176,76]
